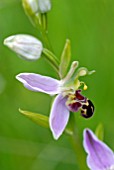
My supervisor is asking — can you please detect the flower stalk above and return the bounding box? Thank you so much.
[41,13,47,31]
[43,48,60,74]
[68,114,89,170]
[22,0,52,50]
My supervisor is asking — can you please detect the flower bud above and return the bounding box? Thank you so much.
[22,0,51,29]
[22,0,38,16]
[24,0,38,13]
[22,0,51,15]
[4,34,43,61]
[38,0,51,13]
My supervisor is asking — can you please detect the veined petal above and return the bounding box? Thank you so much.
[4,34,43,61]
[49,94,70,140]
[83,129,114,170]
[16,73,60,95]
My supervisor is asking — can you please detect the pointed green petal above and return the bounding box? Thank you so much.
[19,109,73,135]
[59,39,71,79]
[95,123,104,141]
[19,109,49,128]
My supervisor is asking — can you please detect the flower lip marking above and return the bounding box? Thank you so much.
[66,89,94,118]
[81,99,94,118]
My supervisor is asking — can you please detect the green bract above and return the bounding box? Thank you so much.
[59,39,71,79]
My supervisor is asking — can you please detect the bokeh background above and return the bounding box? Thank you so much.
[0,0,114,169]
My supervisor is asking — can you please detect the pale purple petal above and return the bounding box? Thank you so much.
[49,94,70,140]
[16,73,60,95]
[83,129,114,170]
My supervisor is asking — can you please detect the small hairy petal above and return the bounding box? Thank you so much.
[49,94,70,140]
[67,101,82,112]
[76,90,85,101]
[83,129,114,170]
[16,73,60,95]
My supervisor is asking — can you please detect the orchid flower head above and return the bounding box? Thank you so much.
[16,62,94,139]
[83,128,114,170]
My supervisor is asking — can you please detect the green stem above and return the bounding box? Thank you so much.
[43,48,59,64]
[32,14,60,73]
[41,29,52,50]
[27,13,52,51]
[43,48,59,75]
[41,13,47,32]
[68,114,89,170]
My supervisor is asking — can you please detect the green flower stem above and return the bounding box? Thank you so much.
[68,114,89,170]
[43,48,59,64]
[43,48,60,74]
[41,13,47,32]
[40,27,52,50]
[26,11,60,74]
[25,13,51,51]
[22,1,52,50]
[31,14,60,73]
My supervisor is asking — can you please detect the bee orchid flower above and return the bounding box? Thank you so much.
[83,128,114,170]
[16,62,94,140]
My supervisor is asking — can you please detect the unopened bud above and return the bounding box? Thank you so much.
[38,0,51,13]
[26,0,38,13]
[22,0,51,14]
[4,34,43,61]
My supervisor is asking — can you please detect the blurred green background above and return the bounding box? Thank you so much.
[0,0,114,169]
